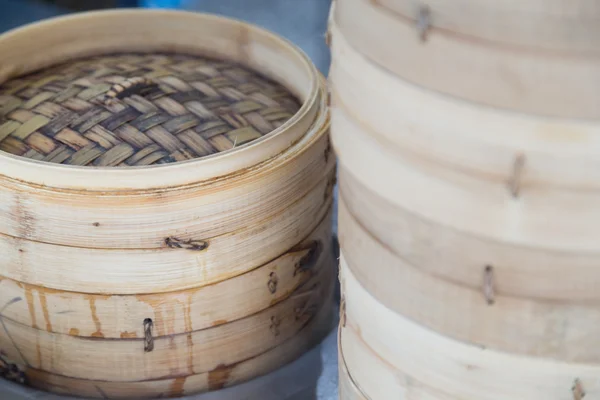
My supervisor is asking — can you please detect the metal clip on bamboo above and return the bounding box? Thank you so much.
[0,9,334,399]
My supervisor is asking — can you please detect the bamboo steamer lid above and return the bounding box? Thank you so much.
[333,0,600,118]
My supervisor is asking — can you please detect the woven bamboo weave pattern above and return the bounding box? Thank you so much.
[0,53,301,166]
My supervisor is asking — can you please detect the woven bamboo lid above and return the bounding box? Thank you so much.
[0,10,323,190]
[0,53,301,167]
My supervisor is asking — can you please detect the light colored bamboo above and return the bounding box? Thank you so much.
[339,257,600,399]
[22,297,334,399]
[331,99,600,254]
[0,265,333,383]
[338,167,600,302]
[0,9,322,190]
[0,213,331,338]
[333,0,600,118]
[338,332,368,400]
[374,0,600,53]
[329,23,600,191]
[339,194,600,362]
[0,172,333,294]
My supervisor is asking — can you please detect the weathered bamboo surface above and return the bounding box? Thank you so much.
[0,264,333,383]
[20,296,334,399]
[334,0,600,118]
[329,25,600,191]
[0,212,331,338]
[0,9,334,399]
[339,195,600,362]
[373,0,600,53]
[339,258,600,399]
[0,10,321,190]
[0,172,334,294]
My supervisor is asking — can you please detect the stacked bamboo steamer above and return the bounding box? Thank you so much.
[329,0,600,398]
[0,9,336,399]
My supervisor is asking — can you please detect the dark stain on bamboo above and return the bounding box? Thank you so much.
[208,363,233,391]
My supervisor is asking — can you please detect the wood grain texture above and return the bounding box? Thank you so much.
[0,214,332,338]
[0,265,334,383]
[18,295,334,399]
[338,167,600,302]
[329,26,600,191]
[0,173,334,294]
[338,332,368,400]
[330,101,600,254]
[333,0,600,119]
[339,258,600,400]
[374,0,600,54]
[0,9,322,190]
[0,102,331,248]
[339,194,600,362]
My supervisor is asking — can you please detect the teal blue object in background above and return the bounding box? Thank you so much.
[141,0,184,8]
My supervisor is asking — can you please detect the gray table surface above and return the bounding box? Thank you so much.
[0,0,339,399]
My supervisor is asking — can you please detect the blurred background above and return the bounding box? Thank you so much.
[0,0,332,76]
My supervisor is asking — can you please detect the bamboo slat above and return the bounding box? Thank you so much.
[339,258,600,399]
[373,0,600,54]
[329,24,600,191]
[0,92,331,249]
[338,332,368,400]
[0,175,334,294]
[339,194,600,362]
[0,265,334,383]
[333,0,600,119]
[0,9,322,190]
[330,101,600,254]
[0,214,332,338]
[338,168,600,302]
[19,295,334,399]
[339,317,454,400]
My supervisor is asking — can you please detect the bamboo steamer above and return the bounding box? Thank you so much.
[333,0,600,118]
[339,259,600,399]
[330,86,600,255]
[329,22,600,192]
[0,9,334,398]
[339,193,600,362]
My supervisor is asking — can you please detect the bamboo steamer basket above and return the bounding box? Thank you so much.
[333,0,600,118]
[339,257,600,400]
[0,9,335,398]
